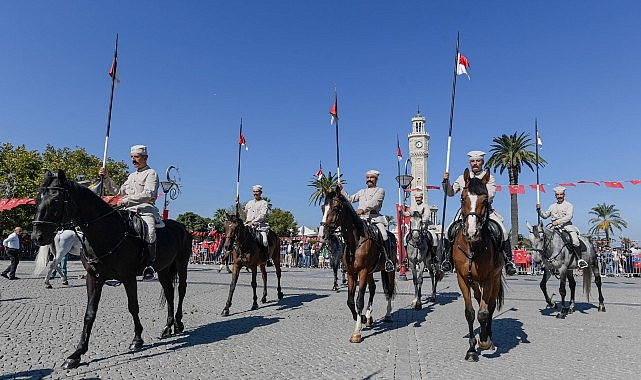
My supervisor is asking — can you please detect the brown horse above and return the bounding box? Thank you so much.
[452,169,505,362]
[221,213,283,316]
[319,188,396,343]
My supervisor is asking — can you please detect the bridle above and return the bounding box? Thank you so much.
[460,188,490,236]
[407,215,427,248]
[32,186,77,231]
[321,195,344,236]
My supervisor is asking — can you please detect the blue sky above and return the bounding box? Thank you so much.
[2,1,640,241]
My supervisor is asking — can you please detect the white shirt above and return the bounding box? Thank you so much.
[3,232,20,249]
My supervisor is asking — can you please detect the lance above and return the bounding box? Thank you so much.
[330,88,340,179]
[535,118,541,225]
[439,33,462,261]
[236,118,244,215]
[100,33,119,196]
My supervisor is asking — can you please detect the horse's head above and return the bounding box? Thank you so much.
[319,187,345,243]
[222,212,244,251]
[32,170,78,246]
[526,220,546,263]
[460,168,490,242]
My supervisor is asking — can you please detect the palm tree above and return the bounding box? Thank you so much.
[485,132,547,247]
[588,203,627,246]
[307,172,343,206]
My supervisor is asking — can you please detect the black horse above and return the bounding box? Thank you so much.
[327,231,347,291]
[31,170,192,370]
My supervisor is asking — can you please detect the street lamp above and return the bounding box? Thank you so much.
[159,166,181,220]
[395,171,413,281]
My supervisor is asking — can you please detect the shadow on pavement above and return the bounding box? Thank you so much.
[0,368,54,380]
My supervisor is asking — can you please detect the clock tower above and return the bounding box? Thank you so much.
[408,110,430,207]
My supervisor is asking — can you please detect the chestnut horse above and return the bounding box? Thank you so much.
[221,213,283,316]
[452,169,505,362]
[319,188,396,343]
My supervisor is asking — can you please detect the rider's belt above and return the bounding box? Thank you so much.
[364,211,380,216]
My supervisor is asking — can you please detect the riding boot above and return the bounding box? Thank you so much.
[575,245,588,268]
[142,242,156,281]
[503,240,517,276]
[441,239,453,272]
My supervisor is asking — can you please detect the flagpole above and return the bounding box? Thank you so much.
[439,33,461,261]
[397,135,402,208]
[236,118,243,215]
[100,33,118,196]
[535,118,541,225]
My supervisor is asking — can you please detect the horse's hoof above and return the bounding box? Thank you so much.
[62,280,69,285]
[465,351,479,362]
[261,297,267,304]
[44,283,52,289]
[160,326,173,339]
[478,339,494,350]
[599,305,606,312]
[349,333,362,343]
[174,322,185,334]
[568,308,575,314]
[414,303,422,311]
[251,303,259,310]
[278,292,284,300]
[556,312,566,319]
[383,315,392,323]
[360,315,367,324]
[366,316,373,326]
[61,358,81,370]
[129,340,144,351]
[221,309,230,317]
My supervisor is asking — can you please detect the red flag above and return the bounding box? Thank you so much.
[238,133,248,150]
[508,185,525,194]
[496,185,502,192]
[578,180,600,186]
[457,53,470,79]
[109,58,120,84]
[397,141,402,161]
[315,163,323,180]
[558,182,576,187]
[536,132,543,148]
[426,185,441,190]
[604,181,624,189]
[629,180,641,185]
[529,184,546,193]
[330,98,338,125]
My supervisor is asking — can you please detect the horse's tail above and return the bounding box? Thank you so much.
[33,245,50,275]
[583,262,592,303]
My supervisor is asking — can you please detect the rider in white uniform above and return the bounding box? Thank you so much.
[442,150,517,275]
[536,186,588,268]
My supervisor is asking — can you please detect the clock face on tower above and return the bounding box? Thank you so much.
[415,141,423,148]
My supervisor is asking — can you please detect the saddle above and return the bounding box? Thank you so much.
[555,228,586,253]
[364,222,395,264]
[248,227,271,262]
[447,219,502,249]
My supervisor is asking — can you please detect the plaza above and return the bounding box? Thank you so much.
[1,260,640,379]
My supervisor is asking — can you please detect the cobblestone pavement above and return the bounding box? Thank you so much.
[1,260,640,379]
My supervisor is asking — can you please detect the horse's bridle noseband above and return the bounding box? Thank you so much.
[321,196,343,233]
[32,186,76,230]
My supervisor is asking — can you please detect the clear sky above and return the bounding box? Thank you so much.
[2,1,640,242]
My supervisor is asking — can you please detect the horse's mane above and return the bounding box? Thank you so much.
[466,177,488,196]
[45,171,117,216]
[327,190,365,237]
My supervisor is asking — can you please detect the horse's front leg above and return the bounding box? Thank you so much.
[259,263,268,304]
[157,269,176,338]
[61,272,105,370]
[346,272,357,321]
[410,257,424,310]
[349,270,368,343]
[477,280,496,351]
[44,259,57,289]
[250,266,259,310]
[457,275,478,362]
[540,268,556,309]
[364,274,376,326]
[332,261,340,291]
[175,261,188,334]
[567,272,577,314]
[122,279,144,351]
[557,269,569,319]
[221,264,241,316]
[592,265,606,312]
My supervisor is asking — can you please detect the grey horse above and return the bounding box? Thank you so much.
[527,221,605,318]
[405,212,442,310]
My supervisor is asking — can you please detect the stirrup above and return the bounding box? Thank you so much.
[577,259,588,269]
[505,261,517,276]
[441,260,453,272]
[142,266,156,281]
[384,260,394,273]
[105,279,121,287]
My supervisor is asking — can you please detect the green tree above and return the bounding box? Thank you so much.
[587,203,627,247]
[485,132,547,247]
[308,172,343,206]
[0,143,129,234]
[267,208,297,236]
[176,212,211,232]
[211,208,229,232]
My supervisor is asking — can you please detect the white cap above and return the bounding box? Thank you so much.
[252,184,263,192]
[130,145,148,155]
[366,169,380,177]
[467,150,485,160]
[414,192,424,198]
[553,186,566,194]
